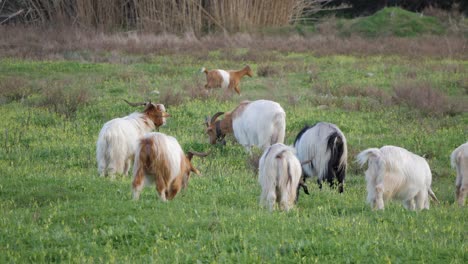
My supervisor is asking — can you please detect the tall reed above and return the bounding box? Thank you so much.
[1,0,319,34]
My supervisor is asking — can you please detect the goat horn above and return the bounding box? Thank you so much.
[301,160,313,165]
[123,99,146,107]
[187,150,210,160]
[210,112,224,125]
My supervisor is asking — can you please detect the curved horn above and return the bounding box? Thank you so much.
[123,99,146,107]
[187,150,210,160]
[210,112,224,125]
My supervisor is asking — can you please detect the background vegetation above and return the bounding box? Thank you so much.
[0,3,467,263]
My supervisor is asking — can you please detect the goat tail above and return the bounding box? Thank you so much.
[326,131,347,175]
[200,67,208,74]
[270,112,286,145]
[450,147,460,169]
[428,188,439,203]
[96,133,111,176]
[356,148,381,168]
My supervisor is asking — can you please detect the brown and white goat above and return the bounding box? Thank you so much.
[451,142,468,206]
[201,65,253,95]
[205,99,286,153]
[96,100,169,178]
[132,132,208,201]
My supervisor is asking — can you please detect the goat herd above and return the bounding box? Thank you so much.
[96,65,467,212]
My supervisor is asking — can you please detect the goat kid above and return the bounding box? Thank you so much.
[201,65,253,95]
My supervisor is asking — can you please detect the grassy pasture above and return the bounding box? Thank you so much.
[0,52,467,263]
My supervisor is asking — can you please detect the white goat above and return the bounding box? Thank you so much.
[205,99,286,153]
[356,145,438,210]
[96,101,169,178]
[201,65,253,95]
[294,122,348,193]
[451,142,468,206]
[132,132,208,201]
[259,143,302,211]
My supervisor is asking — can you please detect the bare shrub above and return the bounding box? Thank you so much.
[339,85,392,105]
[257,65,281,77]
[183,79,211,101]
[363,86,393,105]
[39,84,91,118]
[159,89,186,107]
[392,82,454,116]
[0,77,37,104]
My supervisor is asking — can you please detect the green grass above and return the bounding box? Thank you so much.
[0,52,467,263]
[340,7,446,37]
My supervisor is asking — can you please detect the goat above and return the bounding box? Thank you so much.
[451,142,468,206]
[201,65,253,95]
[96,100,169,178]
[205,99,286,153]
[258,143,302,211]
[293,122,348,193]
[356,145,439,210]
[132,132,208,201]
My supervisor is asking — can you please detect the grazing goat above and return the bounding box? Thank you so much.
[259,143,302,211]
[132,132,208,201]
[451,142,468,206]
[356,145,439,210]
[96,100,169,178]
[201,65,253,95]
[205,99,286,153]
[293,122,348,193]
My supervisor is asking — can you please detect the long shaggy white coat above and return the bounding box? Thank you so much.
[451,142,468,206]
[356,145,438,210]
[97,112,159,178]
[233,100,286,152]
[259,143,302,211]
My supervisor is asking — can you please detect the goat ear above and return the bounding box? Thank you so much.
[204,116,210,127]
[143,102,156,112]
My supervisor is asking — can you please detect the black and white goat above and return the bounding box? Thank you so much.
[293,122,348,193]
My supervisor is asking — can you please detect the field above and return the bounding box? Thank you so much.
[0,48,467,263]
